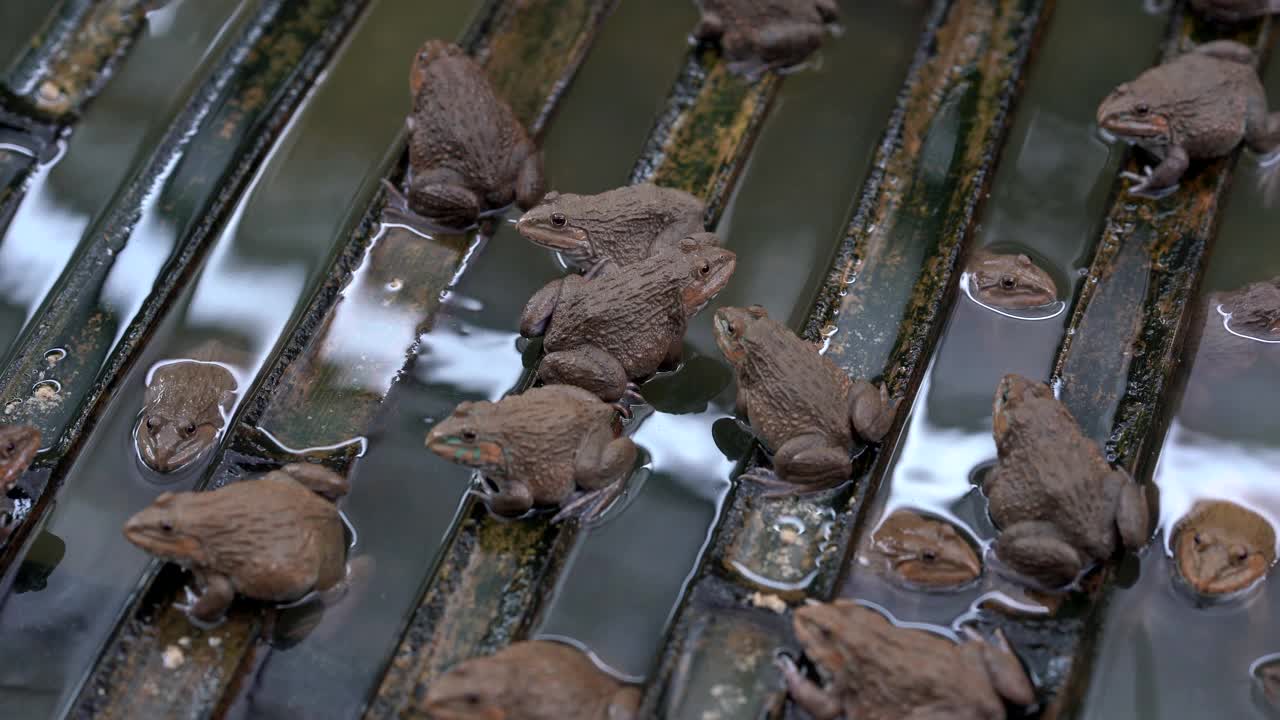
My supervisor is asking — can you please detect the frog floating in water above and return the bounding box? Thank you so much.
[1173,500,1276,597]
[426,384,638,521]
[1191,0,1280,22]
[986,374,1150,588]
[385,40,545,233]
[520,234,735,403]
[868,510,982,590]
[515,183,706,270]
[420,640,640,720]
[1097,40,1280,194]
[1192,276,1280,375]
[779,600,1035,719]
[695,0,839,76]
[0,424,40,493]
[966,250,1059,310]
[712,305,896,492]
[135,345,238,474]
[123,463,349,624]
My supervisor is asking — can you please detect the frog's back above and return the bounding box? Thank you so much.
[1159,52,1258,151]
[739,319,851,449]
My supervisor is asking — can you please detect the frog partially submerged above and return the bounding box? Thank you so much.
[1097,40,1280,194]
[386,40,545,233]
[779,600,1035,719]
[420,640,640,720]
[868,510,983,590]
[966,250,1059,310]
[1191,0,1280,22]
[425,384,637,521]
[987,374,1150,588]
[135,345,238,474]
[695,0,839,76]
[515,183,706,270]
[520,234,735,402]
[123,463,349,624]
[1172,500,1276,596]
[1193,276,1280,376]
[712,305,896,492]
[0,424,40,493]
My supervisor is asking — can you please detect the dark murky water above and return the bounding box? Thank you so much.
[840,0,1166,623]
[0,3,61,87]
[1080,55,1280,720]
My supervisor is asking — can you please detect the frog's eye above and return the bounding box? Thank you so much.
[1134,103,1150,115]
[1231,546,1249,563]
[463,693,483,706]
[161,522,174,533]
[3,442,13,455]
[550,212,567,227]
[1000,275,1017,291]
[699,261,711,276]
[921,550,937,563]
[182,423,196,436]
[725,321,736,334]
[461,430,478,443]
[1193,532,1204,547]
[145,416,158,432]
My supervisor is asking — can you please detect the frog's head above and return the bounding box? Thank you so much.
[426,401,508,474]
[135,409,221,475]
[992,374,1054,442]
[1175,501,1275,596]
[1222,277,1280,339]
[1097,82,1171,147]
[411,39,466,97]
[0,424,40,491]
[123,492,209,567]
[713,305,768,367]
[674,233,735,315]
[135,362,232,474]
[969,252,1058,309]
[419,654,510,720]
[872,511,982,589]
[514,191,599,262]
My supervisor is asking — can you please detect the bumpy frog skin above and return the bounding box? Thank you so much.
[869,510,982,590]
[712,305,897,492]
[1191,0,1280,22]
[520,234,735,403]
[779,600,1035,720]
[135,348,237,474]
[695,0,839,76]
[1173,500,1276,596]
[1097,40,1280,194]
[389,40,545,232]
[515,183,706,270]
[421,640,640,720]
[123,463,349,624]
[0,424,40,493]
[425,384,637,521]
[986,374,1150,588]
[967,250,1058,310]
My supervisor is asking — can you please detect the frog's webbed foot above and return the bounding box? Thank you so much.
[777,653,842,720]
[539,345,629,402]
[1123,147,1188,196]
[994,521,1086,588]
[849,380,898,443]
[739,465,841,498]
[610,383,645,420]
[551,479,628,525]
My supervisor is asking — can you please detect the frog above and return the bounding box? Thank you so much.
[1191,0,1280,22]
[122,462,349,624]
[1172,500,1276,596]
[514,183,706,270]
[135,344,238,474]
[0,424,40,493]
[1258,658,1280,710]
[419,640,640,720]
[778,600,1036,720]
[1096,40,1280,194]
[711,305,897,492]
[986,374,1150,588]
[1194,275,1280,375]
[966,250,1059,310]
[694,0,840,76]
[385,39,545,233]
[520,234,736,403]
[425,384,638,521]
[868,510,983,590]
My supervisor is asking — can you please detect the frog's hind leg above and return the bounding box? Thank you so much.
[773,433,852,488]
[849,380,898,443]
[994,521,1086,588]
[777,654,841,720]
[538,345,629,402]
[1244,95,1280,157]
[573,428,637,491]
[515,146,546,210]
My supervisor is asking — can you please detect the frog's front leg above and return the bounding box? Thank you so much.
[994,520,1086,588]
[189,572,236,624]
[777,654,841,720]
[539,345,629,402]
[660,334,684,371]
[519,277,575,337]
[1127,145,1189,193]
[773,433,851,488]
[849,380,898,443]
[749,22,824,66]
[479,474,533,517]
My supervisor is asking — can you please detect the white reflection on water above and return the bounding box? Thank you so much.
[0,166,89,324]
[413,321,523,402]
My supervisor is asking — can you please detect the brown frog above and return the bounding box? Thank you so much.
[868,510,982,590]
[695,0,840,76]
[419,640,640,720]
[966,250,1059,310]
[1097,40,1280,194]
[520,234,736,402]
[0,424,40,493]
[987,374,1150,588]
[712,305,896,491]
[425,384,637,521]
[123,463,349,624]
[1191,0,1280,22]
[135,345,238,474]
[1193,276,1280,375]
[779,600,1035,719]
[1173,500,1276,596]
[387,40,545,233]
[515,183,706,270]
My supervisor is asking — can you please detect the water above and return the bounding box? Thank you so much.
[1080,54,1280,720]
[532,0,931,681]
[0,2,61,86]
[840,0,1166,624]
[0,0,252,362]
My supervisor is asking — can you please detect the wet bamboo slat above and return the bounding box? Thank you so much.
[636,1,1055,716]
[72,1,618,717]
